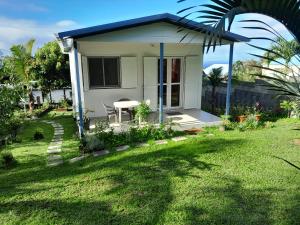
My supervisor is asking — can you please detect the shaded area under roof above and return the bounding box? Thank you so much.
[57,13,249,43]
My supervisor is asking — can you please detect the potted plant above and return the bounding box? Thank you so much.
[134,101,151,125]
[220,115,231,131]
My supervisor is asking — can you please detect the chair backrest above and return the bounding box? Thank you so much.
[118,98,130,102]
[102,103,114,114]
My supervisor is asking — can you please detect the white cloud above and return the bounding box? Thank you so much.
[56,20,77,28]
[0,0,48,12]
[0,17,79,53]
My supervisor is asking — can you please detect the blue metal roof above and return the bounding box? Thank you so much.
[57,13,249,43]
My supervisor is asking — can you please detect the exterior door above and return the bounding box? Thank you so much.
[158,57,182,109]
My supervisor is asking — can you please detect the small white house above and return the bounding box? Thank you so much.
[57,13,248,133]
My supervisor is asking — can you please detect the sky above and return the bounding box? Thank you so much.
[0,0,294,67]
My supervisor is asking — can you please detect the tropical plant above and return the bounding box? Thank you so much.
[135,101,151,124]
[280,100,297,118]
[9,39,37,112]
[207,67,226,113]
[178,0,300,49]
[178,0,300,103]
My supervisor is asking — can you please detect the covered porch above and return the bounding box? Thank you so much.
[89,109,221,132]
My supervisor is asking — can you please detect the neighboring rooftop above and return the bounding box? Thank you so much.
[204,64,229,75]
[57,13,249,43]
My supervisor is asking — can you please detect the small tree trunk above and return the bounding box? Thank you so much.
[211,86,216,113]
[63,88,66,100]
[49,91,53,103]
[28,89,34,113]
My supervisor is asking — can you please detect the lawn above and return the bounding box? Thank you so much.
[0,114,299,225]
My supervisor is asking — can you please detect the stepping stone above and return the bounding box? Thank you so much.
[136,143,150,148]
[207,134,215,137]
[48,145,61,150]
[172,136,187,142]
[48,155,62,161]
[116,145,130,152]
[293,139,300,145]
[50,141,62,145]
[93,150,110,157]
[47,149,62,154]
[69,155,88,164]
[155,140,168,145]
[48,159,63,167]
[54,131,64,135]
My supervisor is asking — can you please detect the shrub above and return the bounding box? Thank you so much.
[33,128,44,140]
[265,121,275,129]
[80,134,104,153]
[59,99,70,109]
[135,101,151,123]
[0,150,16,168]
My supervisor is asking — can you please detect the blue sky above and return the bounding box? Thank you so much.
[0,0,293,67]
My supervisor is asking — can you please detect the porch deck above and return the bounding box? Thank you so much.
[90,109,221,132]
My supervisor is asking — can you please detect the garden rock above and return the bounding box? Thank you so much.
[93,150,110,157]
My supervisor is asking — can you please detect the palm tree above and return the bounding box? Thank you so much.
[178,0,300,49]
[207,67,226,113]
[10,39,36,112]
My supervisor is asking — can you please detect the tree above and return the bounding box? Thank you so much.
[178,0,300,49]
[9,39,37,112]
[35,41,70,101]
[233,60,262,82]
[207,67,226,113]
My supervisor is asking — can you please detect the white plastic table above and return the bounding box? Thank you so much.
[113,100,140,123]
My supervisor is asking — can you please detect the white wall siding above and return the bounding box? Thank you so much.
[76,42,202,117]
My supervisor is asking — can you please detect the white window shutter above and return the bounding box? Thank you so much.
[143,57,158,111]
[81,56,89,91]
[121,57,138,88]
[184,56,202,109]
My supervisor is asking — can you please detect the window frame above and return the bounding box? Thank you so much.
[87,56,121,89]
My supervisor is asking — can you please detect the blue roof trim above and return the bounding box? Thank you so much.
[57,13,249,42]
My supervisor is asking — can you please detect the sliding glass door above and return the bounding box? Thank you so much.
[158,57,182,109]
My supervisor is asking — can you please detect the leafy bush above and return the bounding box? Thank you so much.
[80,134,104,153]
[265,121,275,129]
[93,120,183,150]
[135,101,151,123]
[33,128,44,140]
[59,99,70,108]
[0,150,16,168]
[237,114,261,131]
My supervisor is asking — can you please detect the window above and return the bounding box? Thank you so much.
[88,57,120,88]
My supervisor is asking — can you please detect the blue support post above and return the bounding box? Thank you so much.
[225,43,234,116]
[74,43,84,137]
[159,43,164,124]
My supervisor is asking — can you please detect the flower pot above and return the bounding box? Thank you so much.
[255,115,261,121]
[237,115,247,123]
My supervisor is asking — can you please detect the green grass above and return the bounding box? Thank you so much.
[0,115,299,225]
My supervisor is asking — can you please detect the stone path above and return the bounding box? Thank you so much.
[42,120,64,167]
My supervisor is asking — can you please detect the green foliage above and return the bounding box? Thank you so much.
[280,100,297,118]
[0,150,16,169]
[33,128,44,140]
[35,41,70,96]
[134,101,151,122]
[178,0,300,49]
[59,99,70,108]
[80,134,104,153]
[233,60,262,82]
[93,121,182,149]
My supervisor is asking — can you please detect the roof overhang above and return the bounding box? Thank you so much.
[57,13,249,43]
